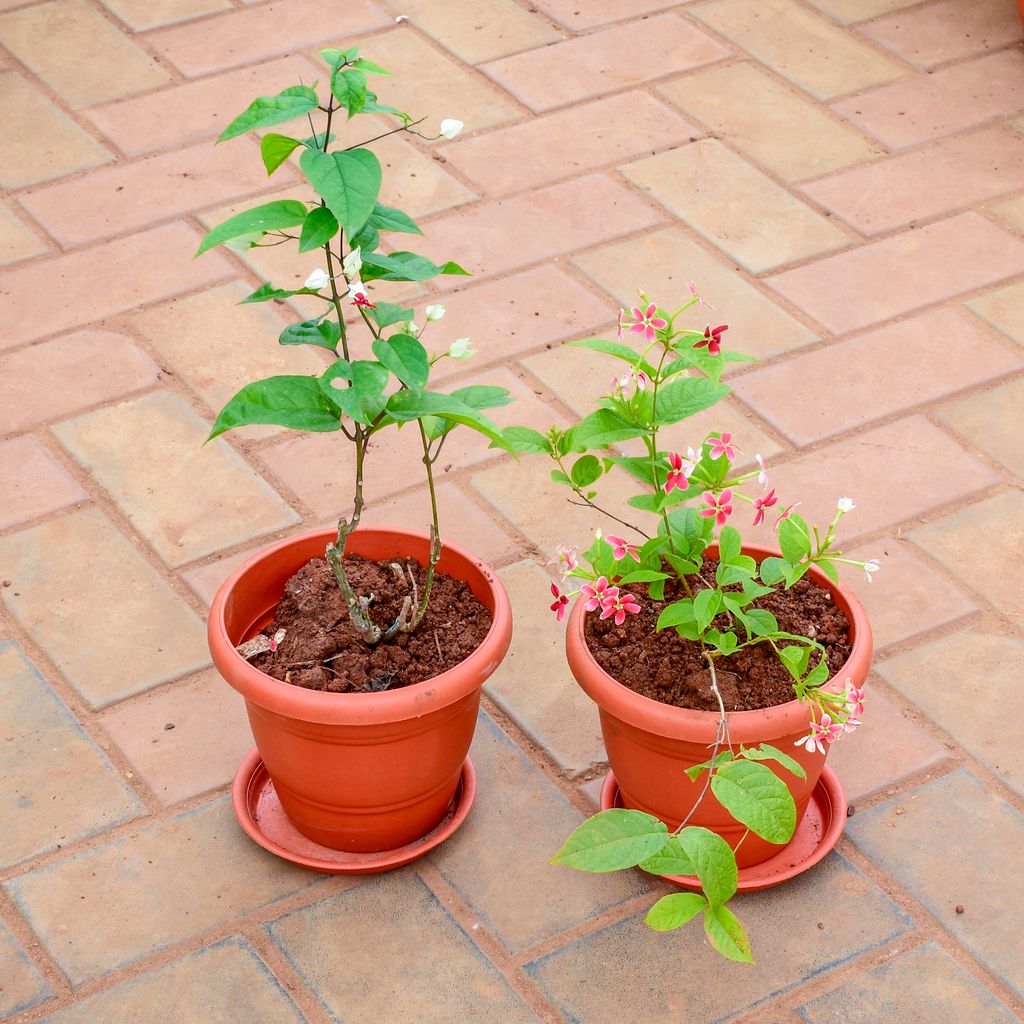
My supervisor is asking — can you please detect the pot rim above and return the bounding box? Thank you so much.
[208,525,512,726]
[565,542,873,744]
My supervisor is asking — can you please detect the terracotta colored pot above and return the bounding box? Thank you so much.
[209,526,512,853]
[566,544,871,868]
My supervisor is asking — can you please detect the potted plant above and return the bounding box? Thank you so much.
[200,49,513,863]
[506,294,877,960]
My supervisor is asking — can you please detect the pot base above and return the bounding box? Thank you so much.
[600,764,847,893]
[232,748,476,874]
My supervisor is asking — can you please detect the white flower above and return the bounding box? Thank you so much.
[439,118,464,139]
[224,231,263,253]
[755,453,768,489]
[837,497,856,513]
[405,320,420,337]
[863,559,880,583]
[343,247,362,278]
[448,337,475,360]
[304,268,330,290]
[425,303,447,321]
[347,278,366,298]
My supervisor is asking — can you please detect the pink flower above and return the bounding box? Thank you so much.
[664,451,690,494]
[752,487,778,526]
[269,628,286,654]
[708,432,741,462]
[794,714,843,755]
[700,488,734,526]
[607,535,641,562]
[695,323,728,356]
[580,576,618,612]
[611,368,650,397]
[755,453,768,489]
[599,591,642,626]
[775,501,801,528]
[845,679,866,719]
[550,582,569,622]
[616,307,626,342]
[626,302,668,343]
[547,544,579,581]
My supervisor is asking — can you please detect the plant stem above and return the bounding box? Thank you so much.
[408,420,442,631]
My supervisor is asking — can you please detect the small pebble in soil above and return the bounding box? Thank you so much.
[846,804,856,817]
[163,722,175,731]
[956,905,965,914]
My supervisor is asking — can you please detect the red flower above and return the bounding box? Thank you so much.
[695,323,728,356]
[351,292,377,309]
[549,582,569,622]
[752,487,778,526]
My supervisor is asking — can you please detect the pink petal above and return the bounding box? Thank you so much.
[644,303,657,319]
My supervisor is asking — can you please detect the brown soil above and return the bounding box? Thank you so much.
[584,559,851,712]
[249,555,492,692]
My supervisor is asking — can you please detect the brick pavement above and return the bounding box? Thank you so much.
[1,1,1023,1020]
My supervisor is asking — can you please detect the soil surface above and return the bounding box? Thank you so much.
[249,555,492,692]
[584,559,851,712]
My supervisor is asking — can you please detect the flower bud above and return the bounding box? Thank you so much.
[439,118,464,139]
[425,303,446,321]
[342,247,362,278]
[304,268,330,290]
[448,337,475,360]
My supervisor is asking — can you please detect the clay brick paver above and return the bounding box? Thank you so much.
[0,435,86,529]
[692,0,908,100]
[0,642,142,868]
[430,714,645,950]
[847,771,1024,999]
[97,669,254,805]
[0,508,210,707]
[623,139,850,273]
[731,307,1023,444]
[802,127,1024,235]
[526,855,909,1023]
[658,62,882,183]
[766,213,1024,334]
[798,940,1019,1023]
[267,872,540,1023]
[861,0,1023,69]
[54,391,299,567]
[0,73,111,189]
[0,0,169,108]
[0,331,159,434]
[445,91,699,197]
[877,628,1024,797]
[7,797,317,985]
[832,49,1024,149]
[482,14,728,112]
[910,490,1024,628]
[0,222,233,349]
[0,919,51,1018]
[5,1,1024,1019]
[33,936,307,1024]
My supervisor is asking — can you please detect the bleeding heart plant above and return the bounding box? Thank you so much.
[197,48,514,644]
[507,289,878,962]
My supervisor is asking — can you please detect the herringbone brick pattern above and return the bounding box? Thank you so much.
[2,1,1024,1020]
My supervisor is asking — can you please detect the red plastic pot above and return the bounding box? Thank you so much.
[566,544,872,869]
[209,526,512,853]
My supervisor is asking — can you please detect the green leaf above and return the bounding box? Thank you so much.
[693,587,722,632]
[711,760,797,845]
[197,200,307,255]
[707,629,738,655]
[208,376,341,439]
[242,282,305,304]
[685,750,734,782]
[645,893,708,932]
[320,46,357,68]
[361,91,411,121]
[639,835,696,876]
[741,743,807,780]
[351,56,390,76]
[350,359,389,422]
[551,809,670,872]
[371,333,428,390]
[331,66,367,116]
[816,557,840,584]
[219,85,319,143]
[279,318,340,351]
[759,556,788,586]
[570,454,602,488]
[657,599,695,631]
[568,336,656,375]
[717,526,741,566]
[349,222,380,254]
[300,148,382,239]
[778,515,812,564]
[502,426,550,454]
[260,133,302,175]
[385,390,512,450]
[678,827,738,906]
[448,385,514,412]
[618,570,670,584]
[780,644,810,680]
[703,905,754,963]
[741,608,778,637]
[298,207,340,253]
[369,302,414,330]
[654,377,730,426]
[566,409,647,451]
[360,250,470,282]
[717,564,756,587]
[368,203,422,235]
